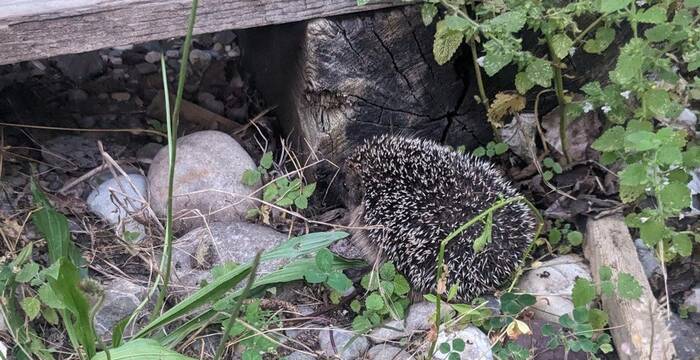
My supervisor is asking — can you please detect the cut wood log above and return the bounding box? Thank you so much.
[583,215,676,360]
[239,6,490,203]
[0,0,406,65]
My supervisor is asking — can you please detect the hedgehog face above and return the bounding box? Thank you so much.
[341,157,365,210]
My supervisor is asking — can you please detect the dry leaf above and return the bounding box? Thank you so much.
[487,92,526,128]
[506,319,532,339]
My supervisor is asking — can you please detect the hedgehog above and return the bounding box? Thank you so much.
[342,135,536,302]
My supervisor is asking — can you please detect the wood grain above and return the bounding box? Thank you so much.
[0,0,404,65]
[583,215,676,360]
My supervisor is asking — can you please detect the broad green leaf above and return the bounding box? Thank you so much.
[483,51,513,76]
[262,183,278,202]
[635,5,667,24]
[16,262,39,283]
[599,266,613,281]
[294,196,308,209]
[20,296,41,320]
[350,299,362,313]
[619,163,647,186]
[683,146,700,167]
[38,284,65,309]
[572,278,596,307]
[612,39,645,85]
[620,184,645,203]
[326,272,352,292]
[645,24,672,42]
[259,152,273,170]
[600,0,632,13]
[617,273,643,300]
[303,269,327,284]
[583,27,615,54]
[672,233,692,257]
[93,339,195,360]
[657,145,682,165]
[444,15,473,31]
[592,126,625,152]
[488,11,526,33]
[515,72,534,94]
[315,248,334,273]
[302,183,316,197]
[352,315,372,333]
[434,20,464,65]
[366,293,384,311]
[241,169,261,186]
[643,89,672,118]
[640,219,666,246]
[41,306,59,325]
[551,34,573,59]
[624,131,660,151]
[686,0,700,8]
[379,262,396,281]
[659,182,691,211]
[526,58,554,88]
[452,338,465,352]
[589,308,609,330]
[494,142,508,155]
[393,275,411,295]
[421,3,438,26]
[567,231,583,246]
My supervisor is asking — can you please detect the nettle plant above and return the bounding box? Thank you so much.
[414,0,700,260]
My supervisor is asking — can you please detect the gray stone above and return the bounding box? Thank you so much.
[189,49,212,70]
[144,51,162,64]
[406,302,453,332]
[41,135,125,170]
[136,142,163,162]
[669,313,700,360]
[111,92,131,102]
[166,50,180,58]
[197,92,224,114]
[635,239,661,279]
[170,222,288,297]
[434,327,492,360]
[684,287,700,311]
[87,174,148,242]
[368,319,408,342]
[147,130,259,232]
[319,328,369,360]
[367,344,413,360]
[284,352,316,360]
[67,88,88,102]
[94,278,148,339]
[136,62,158,75]
[54,52,105,83]
[213,30,237,44]
[516,254,592,323]
[77,115,97,128]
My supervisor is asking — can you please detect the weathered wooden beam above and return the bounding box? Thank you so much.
[583,215,676,360]
[0,0,405,65]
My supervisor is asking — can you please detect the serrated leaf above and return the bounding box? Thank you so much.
[657,144,682,165]
[683,146,700,168]
[599,266,613,281]
[434,20,464,66]
[601,280,615,296]
[589,308,609,330]
[515,72,534,94]
[643,89,673,118]
[262,183,278,202]
[38,283,65,309]
[572,278,596,307]
[551,34,573,59]
[41,306,59,325]
[302,183,316,197]
[352,315,372,333]
[645,23,672,42]
[567,231,583,246]
[659,181,691,211]
[583,27,616,54]
[640,219,665,246]
[494,142,508,155]
[315,248,334,273]
[617,273,643,300]
[444,15,473,31]
[327,272,352,292]
[624,130,660,151]
[592,126,625,152]
[16,262,39,283]
[636,5,667,24]
[672,233,692,257]
[303,270,327,284]
[259,152,274,170]
[241,169,261,186]
[439,342,451,354]
[21,296,41,320]
[366,293,384,311]
[526,58,554,87]
[350,299,362,313]
[619,163,648,186]
[393,275,411,295]
[483,51,513,76]
[620,183,646,203]
[294,196,308,209]
[488,11,526,33]
[600,0,632,13]
[379,262,396,281]
[421,3,438,26]
[452,338,465,352]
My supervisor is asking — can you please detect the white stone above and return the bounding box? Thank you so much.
[516,254,592,322]
[170,222,288,297]
[144,51,161,64]
[319,328,369,359]
[684,287,700,311]
[367,344,414,360]
[94,278,149,340]
[406,301,453,332]
[0,340,6,359]
[434,326,492,360]
[368,319,408,342]
[147,131,259,232]
[87,174,148,242]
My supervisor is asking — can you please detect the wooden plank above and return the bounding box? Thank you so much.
[583,215,676,360]
[0,0,404,65]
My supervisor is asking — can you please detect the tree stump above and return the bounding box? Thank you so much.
[239,6,489,203]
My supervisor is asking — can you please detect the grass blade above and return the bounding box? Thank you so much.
[93,339,195,360]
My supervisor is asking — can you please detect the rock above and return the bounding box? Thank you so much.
[189,49,212,70]
[284,352,316,360]
[0,340,6,359]
[367,344,413,360]
[0,311,7,332]
[669,312,700,360]
[213,30,237,44]
[53,51,105,83]
[684,287,700,311]
[406,302,454,332]
[170,222,288,296]
[111,92,131,102]
[635,239,661,279]
[67,88,88,102]
[147,130,259,231]
[136,142,163,162]
[41,135,125,170]
[284,305,318,340]
[516,254,592,323]
[509,319,587,360]
[94,278,149,339]
[319,328,369,360]
[77,116,97,128]
[197,92,225,114]
[434,326,492,360]
[166,50,180,58]
[87,174,148,242]
[144,51,161,64]
[368,319,408,342]
[136,62,158,75]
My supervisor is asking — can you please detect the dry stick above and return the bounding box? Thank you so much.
[58,160,130,194]
[0,121,166,137]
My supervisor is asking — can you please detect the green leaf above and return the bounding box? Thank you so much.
[619,183,646,203]
[483,52,513,76]
[551,34,573,59]
[659,182,691,211]
[302,183,316,197]
[686,0,700,8]
[640,219,666,246]
[592,126,625,152]
[583,27,615,54]
[326,272,352,292]
[488,11,526,33]
[572,278,596,307]
[421,3,438,26]
[612,39,645,85]
[37,283,65,309]
[600,343,614,353]
[433,20,464,65]
[315,248,334,273]
[567,231,583,246]
[599,266,613,281]
[624,131,660,151]
[444,15,473,32]
[366,293,385,311]
[645,24,672,42]
[262,183,278,202]
[41,306,59,325]
[259,152,273,170]
[16,262,39,283]
[515,72,534,94]
[589,308,609,330]
[526,58,554,88]
[93,339,195,360]
[643,89,673,118]
[619,163,647,186]
[672,233,692,257]
[350,299,362,313]
[635,5,667,24]
[548,228,562,245]
[21,297,41,320]
[452,338,465,352]
[439,342,451,354]
[683,146,700,168]
[494,142,508,155]
[379,262,396,281]
[393,275,411,296]
[352,315,372,333]
[600,0,632,13]
[294,196,309,209]
[601,280,615,296]
[657,145,682,165]
[617,273,643,300]
[241,169,261,186]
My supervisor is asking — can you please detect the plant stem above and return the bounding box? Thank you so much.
[427,195,537,357]
[469,39,490,111]
[546,35,572,164]
[213,251,262,360]
[150,0,199,322]
[572,15,606,46]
